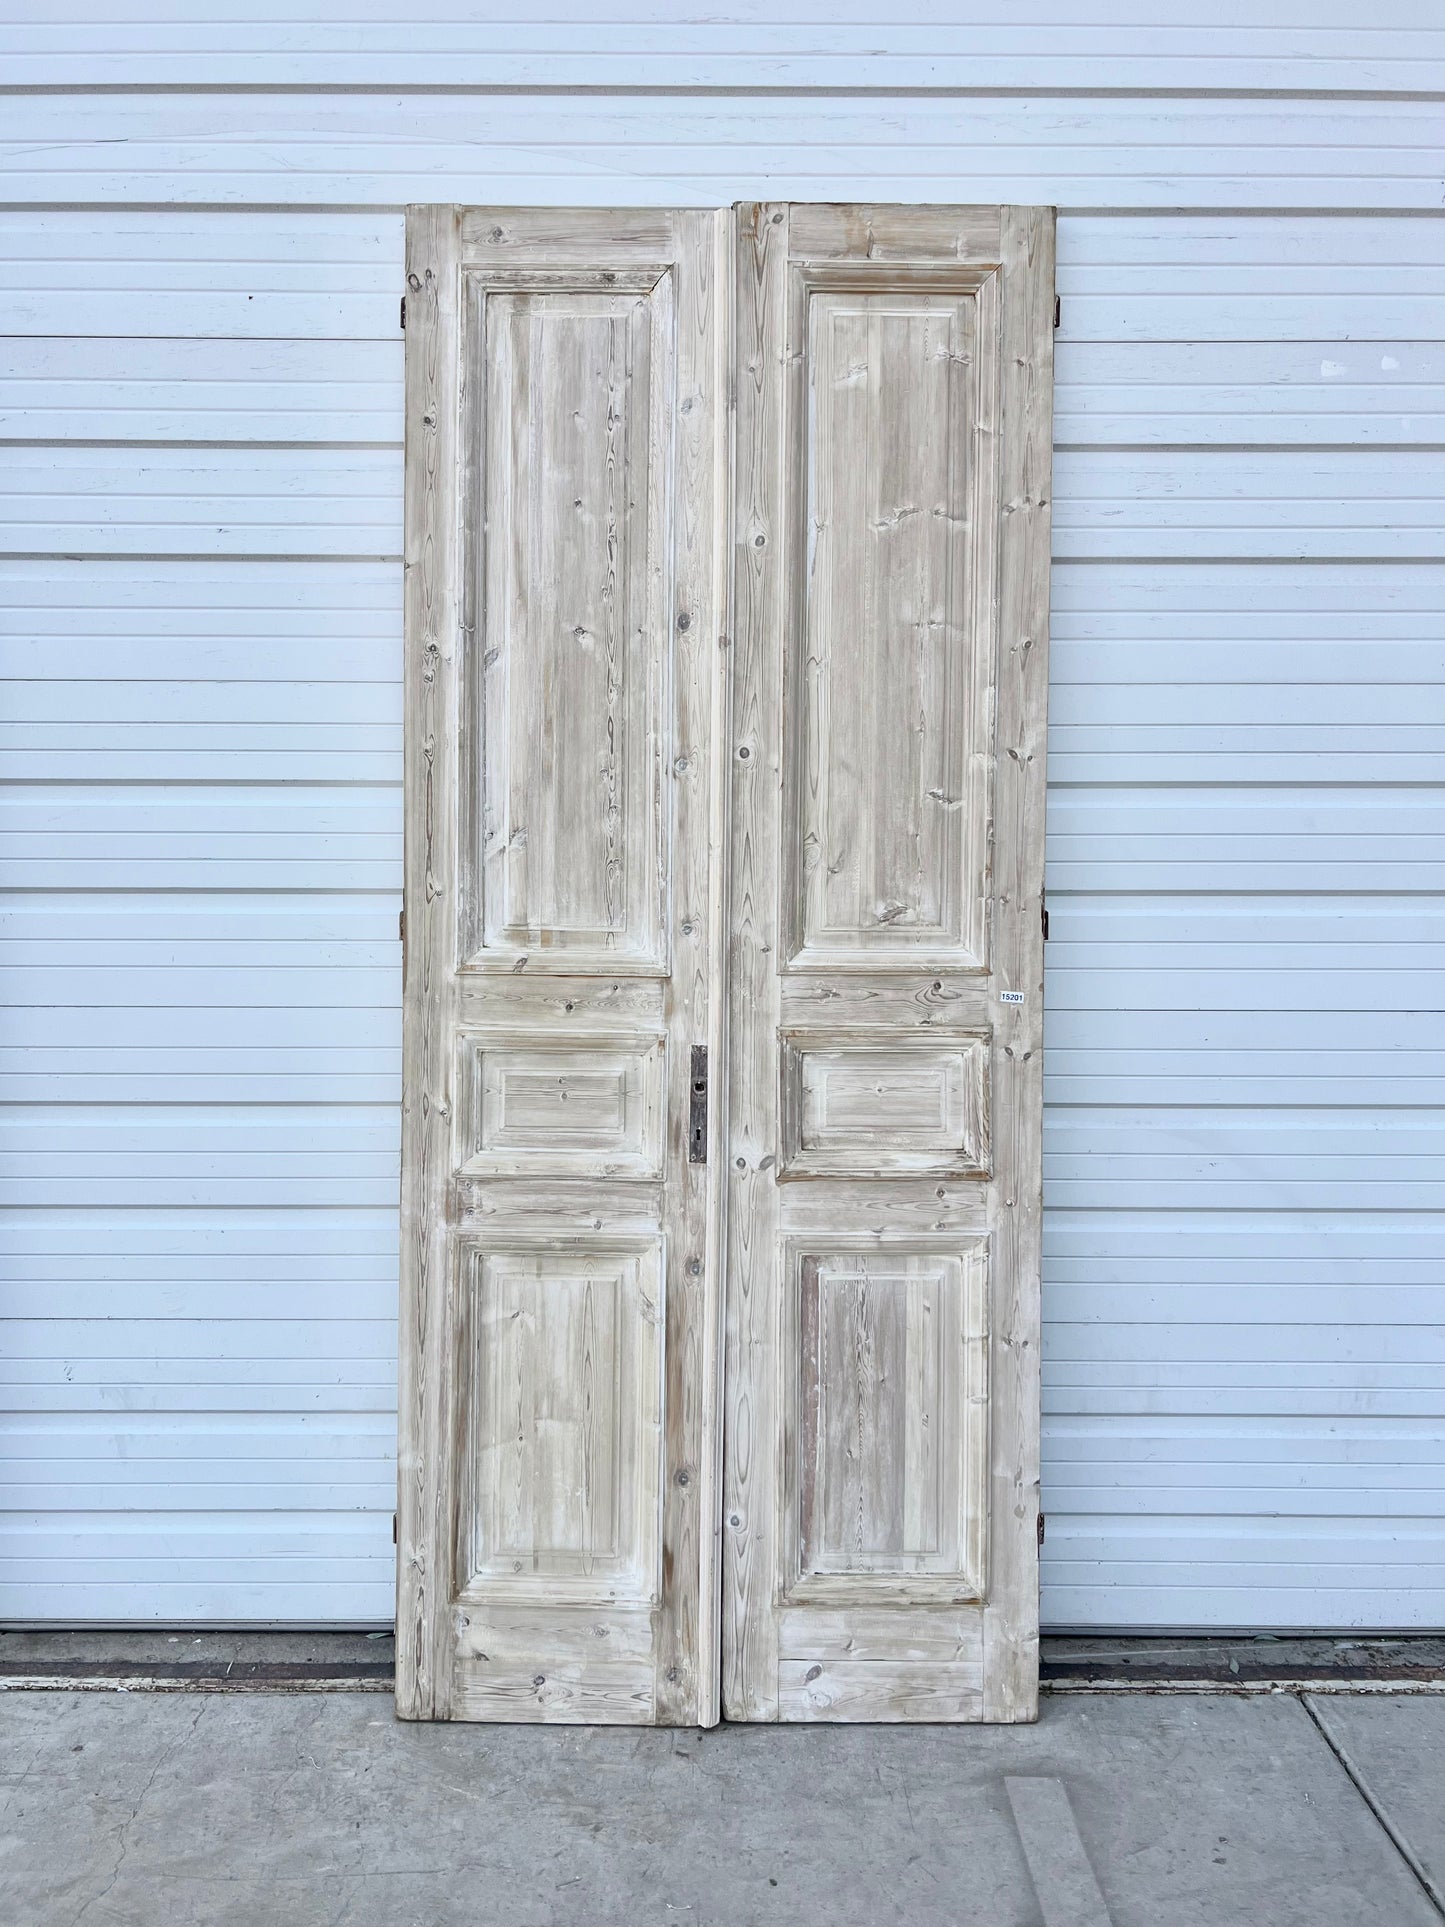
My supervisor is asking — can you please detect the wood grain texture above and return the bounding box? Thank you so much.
[790,1243,988,1599]
[456,1032,665,1178]
[722,200,788,1722]
[782,279,990,971]
[779,1032,989,1180]
[722,202,1053,1723]
[777,1659,983,1722]
[981,204,1054,1723]
[397,202,462,1720]
[460,1243,663,1603]
[398,207,728,1725]
[463,274,669,970]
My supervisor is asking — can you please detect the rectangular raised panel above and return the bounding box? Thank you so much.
[784,1240,989,1607]
[784,278,994,971]
[457,1034,665,1177]
[460,1243,664,1604]
[780,1033,989,1178]
[462,272,672,971]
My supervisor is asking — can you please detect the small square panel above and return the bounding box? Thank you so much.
[779,1033,989,1179]
[457,1034,664,1177]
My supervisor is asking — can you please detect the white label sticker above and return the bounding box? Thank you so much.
[998,990,1025,1005]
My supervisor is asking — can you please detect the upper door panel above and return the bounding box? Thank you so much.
[783,270,995,972]
[461,270,674,972]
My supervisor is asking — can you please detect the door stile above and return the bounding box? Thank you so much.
[398,203,464,1720]
[655,206,732,1725]
[722,201,790,1719]
[981,204,1055,1721]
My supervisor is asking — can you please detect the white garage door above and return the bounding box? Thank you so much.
[1,7,1442,1628]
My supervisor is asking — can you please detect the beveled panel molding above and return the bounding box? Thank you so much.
[457,1237,665,1607]
[458,268,674,974]
[779,1032,990,1179]
[780,1235,990,1608]
[779,267,999,974]
[456,1031,666,1178]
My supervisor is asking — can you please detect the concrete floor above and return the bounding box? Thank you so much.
[1,1689,1442,1927]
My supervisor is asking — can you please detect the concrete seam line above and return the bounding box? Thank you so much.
[1046,1679,1445,1697]
[1299,1693,1445,1922]
[0,1676,393,1695]
[1005,1776,1114,1927]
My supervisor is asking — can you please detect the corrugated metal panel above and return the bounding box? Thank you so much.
[0,3,1440,92]
[0,46,1440,1627]
[10,445,1445,561]
[0,96,1441,208]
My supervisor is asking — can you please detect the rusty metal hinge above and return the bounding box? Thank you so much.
[392,1513,399,1545]
[1037,1513,1046,1547]
[1041,889,1049,942]
[400,295,407,330]
[688,1046,708,1164]
[1053,294,1061,330]
[398,908,406,945]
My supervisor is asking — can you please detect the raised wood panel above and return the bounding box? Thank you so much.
[786,1242,988,1604]
[461,275,671,973]
[459,1242,663,1603]
[457,1033,664,1178]
[780,1032,988,1179]
[783,277,993,973]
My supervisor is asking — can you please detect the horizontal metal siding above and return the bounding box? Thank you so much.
[8,447,1444,559]
[0,95,1440,207]
[0,69,1440,1627]
[2,3,1442,92]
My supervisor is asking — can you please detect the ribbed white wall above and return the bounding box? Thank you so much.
[1,5,1442,1628]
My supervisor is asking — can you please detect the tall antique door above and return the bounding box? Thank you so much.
[396,207,730,1723]
[398,202,1053,1726]
[721,203,1054,1723]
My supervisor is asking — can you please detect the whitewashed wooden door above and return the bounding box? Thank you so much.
[722,204,1055,1722]
[399,201,1053,1726]
[397,207,729,1724]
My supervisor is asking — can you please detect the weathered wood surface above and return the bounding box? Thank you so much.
[403,201,1051,1724]
[398,206,728,1725]
[779,1032,989,1180]
[980,204,1054,1722]
[397,202,462,1721]
[722,201,1053,1723]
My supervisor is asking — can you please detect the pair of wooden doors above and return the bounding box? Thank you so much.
[397,202,1054,1725]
